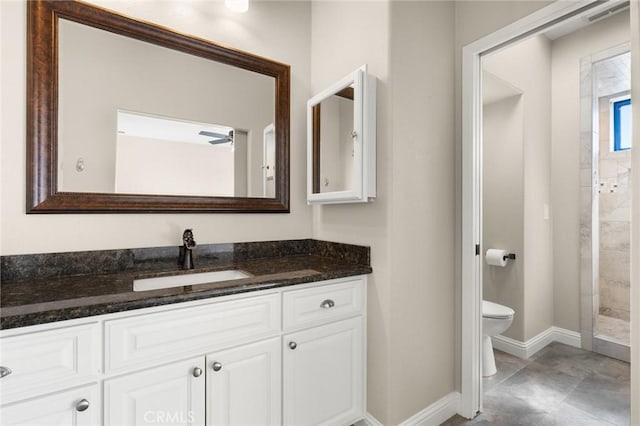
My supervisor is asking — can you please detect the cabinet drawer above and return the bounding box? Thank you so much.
[0,384,99,426]
[283,278,364,331]
[105,293,280,373]
[0,323,99,405]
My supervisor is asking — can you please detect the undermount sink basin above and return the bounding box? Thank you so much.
[133,270,252,292]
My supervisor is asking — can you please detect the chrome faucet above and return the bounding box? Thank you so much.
[181,229,196,270]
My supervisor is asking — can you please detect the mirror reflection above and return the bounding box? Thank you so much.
[57,18,275,198]
[312,86,355,193]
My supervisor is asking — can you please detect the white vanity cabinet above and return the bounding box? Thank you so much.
[0,275,367,426]
[282,279,366,426]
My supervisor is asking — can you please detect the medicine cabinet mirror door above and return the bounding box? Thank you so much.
[307,65,376,205]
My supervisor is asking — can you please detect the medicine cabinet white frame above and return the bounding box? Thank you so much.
[306,65,376,204]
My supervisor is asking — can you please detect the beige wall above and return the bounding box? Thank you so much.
[387,3,456,423]
[115,135,235,196]
[310,2,393,422]
[482,35,553,342]
[483,93,525,340]
[312,2,459,423]
[551,11,630,333]
[0,1,3,259]
[0,0,312,255]
[312,2,457,424]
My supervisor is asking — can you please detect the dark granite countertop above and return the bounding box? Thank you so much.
[1,239,371,330]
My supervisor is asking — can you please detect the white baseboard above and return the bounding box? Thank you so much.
[360,392,460,426]
[551,326,582,348]
[492,326,582,359]
[360,412,384,426]
[400,391,461,426]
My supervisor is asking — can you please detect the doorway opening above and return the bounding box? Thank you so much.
[581,46,631,362]
[461,0,634,420]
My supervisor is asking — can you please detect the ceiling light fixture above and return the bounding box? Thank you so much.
[225,0,248,13]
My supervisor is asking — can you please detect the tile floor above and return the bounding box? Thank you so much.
[442,342,630,425]
[597,314,631,346]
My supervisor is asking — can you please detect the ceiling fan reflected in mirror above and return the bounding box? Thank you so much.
[199,129,234,145]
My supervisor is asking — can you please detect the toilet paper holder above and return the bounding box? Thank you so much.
[503,253,517,261]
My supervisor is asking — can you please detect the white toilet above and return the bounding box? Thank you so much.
[482,300,515,377]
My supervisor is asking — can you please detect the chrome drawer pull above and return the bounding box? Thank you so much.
[320,299,335,309]
[76,399,90,412]
[212,362,222,372]
[289,341,297,350]
[193,367,203,377]
[0,366,11,378]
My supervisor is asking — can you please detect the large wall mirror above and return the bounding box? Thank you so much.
[27,0,290,213]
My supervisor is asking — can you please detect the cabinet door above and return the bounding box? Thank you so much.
[283,317,364,426]
[0,384,98,426]
[206,337,281,426]
[104,357,205,426]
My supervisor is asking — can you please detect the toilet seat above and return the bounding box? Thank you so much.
[482,300,514,319]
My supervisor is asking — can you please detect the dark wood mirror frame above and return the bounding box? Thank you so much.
[27,0,290,213]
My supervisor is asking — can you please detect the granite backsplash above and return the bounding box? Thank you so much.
[1,239,370,284]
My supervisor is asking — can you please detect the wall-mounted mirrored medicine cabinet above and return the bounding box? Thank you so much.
[307,65,376,205]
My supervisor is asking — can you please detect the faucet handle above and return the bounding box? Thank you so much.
[182,229,196,248]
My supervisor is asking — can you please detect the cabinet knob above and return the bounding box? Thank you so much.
[0,366,12,378]
[75,399,90,412]
[193,367,203,377]
[320,299,335,309]
[289,341,297,350]
[212,362,222,372]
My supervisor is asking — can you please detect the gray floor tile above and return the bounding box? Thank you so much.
[441,343,630,426]
[545,402,618,426]
[484,350,530,392]
[530,342,604,378]
[491,360,583,412]
[563,372,630,426]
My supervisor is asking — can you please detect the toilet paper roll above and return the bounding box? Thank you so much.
[485,249,508,267]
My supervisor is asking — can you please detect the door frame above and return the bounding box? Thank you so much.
[580,43,632,363]
[263,123,275,197]
[460,0,613,418]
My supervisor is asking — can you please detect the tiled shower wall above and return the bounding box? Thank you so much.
[596,52,631,322]
[598,93,631,321]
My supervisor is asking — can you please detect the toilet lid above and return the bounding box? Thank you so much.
[483,300,514,319]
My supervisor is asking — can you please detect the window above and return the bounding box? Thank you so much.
[612,97,632,151]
